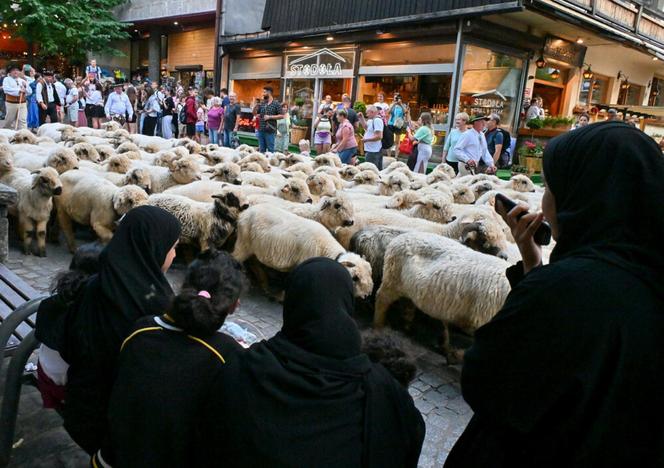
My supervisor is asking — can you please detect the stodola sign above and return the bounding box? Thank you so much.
[285,48,353,78]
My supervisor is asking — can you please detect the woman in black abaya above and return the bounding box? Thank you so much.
[445,121,664,467]
[209,257,425,467]
[62,206,181,459]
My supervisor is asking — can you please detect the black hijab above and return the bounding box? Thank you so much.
[544,121,664,298]
[71,205,181,362]
[210,258,424,467]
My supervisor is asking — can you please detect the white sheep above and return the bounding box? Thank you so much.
[142,158,201,193]
[233,205,373,298]
[0,167,62,256]
[375,232,511,361]
[55,171,148,252]
[246,194,355,231]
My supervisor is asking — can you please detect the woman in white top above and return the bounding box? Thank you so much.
[85,82,104,129]
[313,107,335,154]
[63,79,79,126]
[409,112,435,174]
[443,112,469,175]
[525,96,545,123]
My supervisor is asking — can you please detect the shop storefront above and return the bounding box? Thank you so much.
[166,28,216,88]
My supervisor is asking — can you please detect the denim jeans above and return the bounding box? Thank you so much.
[365,151,383,170]
[209,128,219,145]
[257,131,276,153]
[339,147,357,164]
[162,115,173,139]
[223,129,234,148]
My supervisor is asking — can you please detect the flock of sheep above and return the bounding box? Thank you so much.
[0,121,549,360]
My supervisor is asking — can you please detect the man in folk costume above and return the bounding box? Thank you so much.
[36,70,61,125]
[1,64,31,130]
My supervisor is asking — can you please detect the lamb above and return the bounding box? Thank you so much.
[1,167,62,256]
[349,226,410,287]
[164,180,247,204]
[425,168,452,185]
[102,167,153,193]
[381,161,410,176]
[232,205,373,298]
[247,178,313,204]
[239,153,271,173]
[405,191,456,224]
[130,134,176,152]
[469,180,496,199]
[55,171,148,252]
[176,139,202,155]
[450,183,476,204]
[374,232,510,360]
[95,145,116,161]
[207,162,242,184]
[117,142,141,154]
[71,143,101,163]
[312,153,342,169]
[285,162,314,176]
[36,123,70,141]
[357,162,380,174]
[504,174,537,193]
[278,152,306,168]
[153,151,180,169]
[378,172,410,196]
[306,172,338,198]
[340,165,360,181]
[239,161,265,173]
[148,193,245,251]
[248,194,355,231]
[353,170,381,186]
[239,170,287,189]
[13,148,79,174]
[10,129,39,145]
[143,158,201,193]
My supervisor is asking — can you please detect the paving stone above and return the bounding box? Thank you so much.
[421,388,450,406]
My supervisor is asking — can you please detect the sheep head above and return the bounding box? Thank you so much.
[353,170,379,186]
[357,161,380,174]
[240,153,271,173]
[171,158,201,184]
[460,220,509,259]
[46,148,79,174]
[71,143,101,163]
[209,162,242,184]
[411,194,456,223]
[96,145,116,161]
[0,148,14,173]
[340,165,359,181]
[510,174,536,193]
[112,185,149,216]
[280,179,313,203]
[106,154,132,174]
[117,142,141,154]
[386,190,419,210]
[426,170,451,185]
[306,173,336,197]
[451,184,476,204]
[319,195,355,229]
[124,168,152,194]
[239,160,264,173]
[154,152,179,169]
[10,129,38,145]
[286,162,314,176]
[337,252,374,299]
[379,172,410,196]
[212,189,250,224]
[31,167,62,197]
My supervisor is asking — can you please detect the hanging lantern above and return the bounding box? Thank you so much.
[620,81,631,90]
[550,69,560,80]
[535,54,546,69]
[583,65,593,80]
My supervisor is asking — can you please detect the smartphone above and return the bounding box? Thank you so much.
[494,193,552,246]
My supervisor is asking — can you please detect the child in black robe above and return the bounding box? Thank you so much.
[107,250,247,468]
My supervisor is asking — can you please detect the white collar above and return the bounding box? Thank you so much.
[154,316,183,331]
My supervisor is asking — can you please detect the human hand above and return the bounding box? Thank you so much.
[500,203,543,273]
[467,159,477,167]
[485,166,497,175]
[40,103,47,110]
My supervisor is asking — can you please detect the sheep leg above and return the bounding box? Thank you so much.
[374,285,398,327]
[56,208,77,253]
[402,302,417,331]
[35,220,47,257]
[91,222,114,244]
[18,217,33,256]
[440,323,465,365]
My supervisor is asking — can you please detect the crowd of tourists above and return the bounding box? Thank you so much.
[0,60,244,148]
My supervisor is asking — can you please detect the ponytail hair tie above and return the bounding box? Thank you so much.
[197,290,211,299]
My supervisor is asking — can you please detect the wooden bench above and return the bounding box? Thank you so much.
[0,264,45,467]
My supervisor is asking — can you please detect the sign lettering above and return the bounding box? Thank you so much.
[289,62,343,77]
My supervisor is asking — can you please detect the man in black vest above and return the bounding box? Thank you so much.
[36,70,61,125]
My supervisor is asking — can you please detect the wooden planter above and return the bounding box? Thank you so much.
[525,156,543,174]
[356,134,365,156]
[290,125,309,145]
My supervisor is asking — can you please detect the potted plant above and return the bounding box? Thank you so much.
[517,140,544,174]
[526,118,544,130]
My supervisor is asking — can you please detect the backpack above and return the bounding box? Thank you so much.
[381,121,394,150]
[497,128,512,168]
[178,106,187,125]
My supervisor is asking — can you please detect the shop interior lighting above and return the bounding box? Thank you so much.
[173,21,179,25]
[535,53,546,69]
[583,64,594,80]
[576,37,584,44]
[326,35,334,41]
[654,56,659,61]
[550,69,561,80]
[617,71,630,89]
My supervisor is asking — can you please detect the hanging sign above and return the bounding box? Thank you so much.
[285,48,353,78]
[543,36,587,68]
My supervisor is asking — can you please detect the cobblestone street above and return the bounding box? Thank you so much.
[4,237,471,468]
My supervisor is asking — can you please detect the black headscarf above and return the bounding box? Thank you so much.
[210,258,424,467]
[67,205,180,361]
[544,121,664,298]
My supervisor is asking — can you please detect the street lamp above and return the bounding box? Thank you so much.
[550,69,560,80]
[535,53,546,69]
[582,64,593,80]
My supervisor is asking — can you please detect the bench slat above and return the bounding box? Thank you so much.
[0,299,34,340]
[0,264,39,301]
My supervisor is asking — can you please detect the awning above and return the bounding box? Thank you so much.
[461,68,521,97]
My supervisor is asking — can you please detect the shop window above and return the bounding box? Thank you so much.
[357,75,451,124]
[579,74,609,106]
[459,45,525,133]
[649,77,663,107]
[360,42,455,66]
[231,79,282,108]
[618,82,644,106]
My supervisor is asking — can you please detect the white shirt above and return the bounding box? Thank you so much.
[453,128,494,167]
[65,86,79,106]
[36,81,56,103]
[87,90,103,105]
[363,117,384,153]
[54,81,66,105]
[38,344,69,386]
[526,105,544,121]
[105,91,133,119]
[2,76,32,97]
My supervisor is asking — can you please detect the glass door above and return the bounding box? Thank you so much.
[284,78,315,143]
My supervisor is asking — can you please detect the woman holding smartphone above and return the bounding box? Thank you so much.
[446,121,664,467]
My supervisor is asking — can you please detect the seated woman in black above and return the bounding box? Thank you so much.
[61,206,181,461]
[445,121,664,467]
[107,250,246,467]
[210,257,425,468]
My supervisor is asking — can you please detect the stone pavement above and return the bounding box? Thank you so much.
[3,238,471,467]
